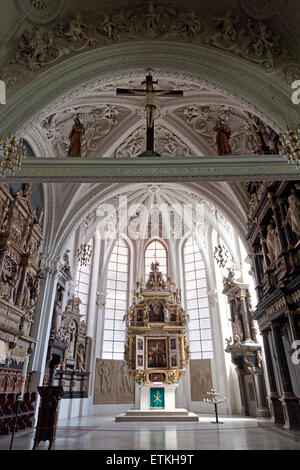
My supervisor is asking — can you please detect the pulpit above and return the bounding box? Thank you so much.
[33,354,64,450]
[32,386,64,450]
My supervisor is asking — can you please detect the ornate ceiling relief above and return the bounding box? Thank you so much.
[2,2,297,94]
[40,104,132,158]
[238,0,286,20]
[17,0,63,24]
[112,124,193,158]
[20,69,281,158]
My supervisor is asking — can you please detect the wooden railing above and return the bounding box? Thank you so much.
[0,367,37,435]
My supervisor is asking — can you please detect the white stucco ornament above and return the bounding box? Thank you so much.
[17,0,63,24]
[238,0,285,20]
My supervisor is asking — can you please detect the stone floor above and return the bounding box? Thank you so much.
[1,414,300,450]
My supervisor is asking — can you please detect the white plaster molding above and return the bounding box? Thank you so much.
[1,42,298,141]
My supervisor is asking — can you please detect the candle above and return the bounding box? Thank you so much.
[18,356,29,401]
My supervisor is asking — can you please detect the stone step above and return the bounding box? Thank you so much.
[115,412,199,422]
[125,408,190,417]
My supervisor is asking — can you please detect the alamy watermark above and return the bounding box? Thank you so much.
[0,80,6,104]
[291,80,300,105]
[95,196,207,240]
[291,340,300,365]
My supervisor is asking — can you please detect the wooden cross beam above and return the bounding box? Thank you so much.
[116,71,183,154]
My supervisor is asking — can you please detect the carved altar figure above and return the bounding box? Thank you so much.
[101,15,118,40]
[213,120,232,155]
[64,13,88,42]
[263,125,280,154]
[117,362,134,394]
[249,123,266,154]
[98,361,111,395]
[212,11,239,42]
[28,27,49,63]
[51,300,62,334]
[76,343,86,372]
[146,1,158,31]
[266,223,281,265]
[0,262,18,303]
[149,301,164,322]
[252,23,274,58]
[67,116,85,156]
[22,273,33,310]
[285,189,300,238]
[67,320,77,360]
[15,183,32,202]
[182,12,202,37]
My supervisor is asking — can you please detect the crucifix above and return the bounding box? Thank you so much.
[116,70,184,154]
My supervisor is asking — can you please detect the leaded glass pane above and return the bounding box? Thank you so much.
[102,238,128,360]
[183,236,213,360]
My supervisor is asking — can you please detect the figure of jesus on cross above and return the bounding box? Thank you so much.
[116,69,183,155]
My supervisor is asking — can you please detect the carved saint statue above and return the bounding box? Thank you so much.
[285,189,300,238]
[213,120,232,155]
[67,116,85,157]
[76,343,86,372]
[266,223,281,265]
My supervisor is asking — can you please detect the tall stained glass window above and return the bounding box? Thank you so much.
[183,237,213,359]
[75,240,93,321]
[145,239,167,278]
[102,238,129,360]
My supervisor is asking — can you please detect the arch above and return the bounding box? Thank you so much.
[39,181,250,271]
[2,41,298,139]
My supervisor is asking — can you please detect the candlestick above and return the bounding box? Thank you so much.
[18,355,29,401]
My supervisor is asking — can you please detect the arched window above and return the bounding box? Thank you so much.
[183,236,213,359]
[102,238,129,360]
[145,239,167,278]
[75,240,93,321]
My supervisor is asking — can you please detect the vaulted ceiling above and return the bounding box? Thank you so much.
[22,72,278,158]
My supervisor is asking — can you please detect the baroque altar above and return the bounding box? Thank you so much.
[116,262,198,421]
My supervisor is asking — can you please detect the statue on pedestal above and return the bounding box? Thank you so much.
[213,119,232,155]
[266,223,281,266]
[284,189,300,238]
[67,116,85,157]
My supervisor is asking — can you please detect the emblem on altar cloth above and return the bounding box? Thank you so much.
[150,388,165,408]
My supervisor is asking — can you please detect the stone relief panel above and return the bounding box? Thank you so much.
[190,359,212,401]
[94,359,135,404]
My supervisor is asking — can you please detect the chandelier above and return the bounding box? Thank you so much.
[278,125,300,166]
[77,243,92,267]
[0,134,26,176]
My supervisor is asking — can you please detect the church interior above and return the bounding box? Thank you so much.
[0,0,300,453]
